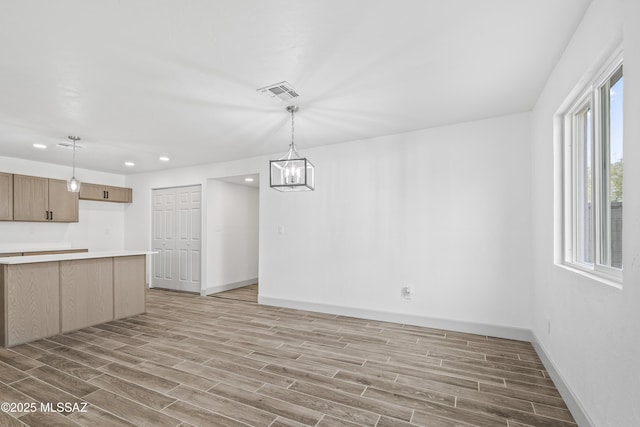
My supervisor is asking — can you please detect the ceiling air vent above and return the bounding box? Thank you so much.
[257,81,300,101]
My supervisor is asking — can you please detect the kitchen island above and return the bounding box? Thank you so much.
[0,251,150,347]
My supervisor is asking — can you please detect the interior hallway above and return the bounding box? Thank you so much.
[210,284,258,304]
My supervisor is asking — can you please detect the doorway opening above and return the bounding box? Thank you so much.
[205,174,259,298]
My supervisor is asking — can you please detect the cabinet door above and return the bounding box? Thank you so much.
[48,179,79,222]
[0,173,13,220]
[79,183,106,201]
[5,262,60,346]
[60,258,114,332]
[13,174,48,221]
[114,255,146,318]
[105,186,132,203]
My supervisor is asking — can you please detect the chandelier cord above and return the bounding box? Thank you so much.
[290,108,295,148]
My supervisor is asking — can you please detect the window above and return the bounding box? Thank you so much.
[562,52,623,284]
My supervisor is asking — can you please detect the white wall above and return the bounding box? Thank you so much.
[124,113,533,334]
[531,0,640,425]
[259,113,533,333]
[124,157,264,292]
[0,156,127,251]
[205,180,259,294]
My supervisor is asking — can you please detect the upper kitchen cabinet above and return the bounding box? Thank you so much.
[12,175,47,221]
[48,179,79,221]
[0,173,13,220]
[80,183,132,203]
[13,175,78,222]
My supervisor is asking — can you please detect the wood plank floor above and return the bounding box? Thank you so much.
[0,288,576,426]
[210,284,258,303]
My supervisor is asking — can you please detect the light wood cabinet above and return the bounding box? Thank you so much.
[80,183,132,203]
[60,258,114,332]
[1,254,146,347]
[78,183,104,201]
[1,172,129,223]
[12,174,48,221]
[48,179,79,221]
[2,262,60,347]
[106,185,132,203]
[13,175,78,222]
[0,173,12,221]
[114,255,146,318]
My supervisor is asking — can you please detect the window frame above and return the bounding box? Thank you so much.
[560,50,623,286]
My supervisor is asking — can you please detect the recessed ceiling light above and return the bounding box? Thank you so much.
[124,161,135,167]
[244,178,254,182]
[32,143,47,149]
[159,156,170,162]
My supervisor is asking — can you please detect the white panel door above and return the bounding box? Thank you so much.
[152,186,201,292]
[176,186,201,292]
[152,188,176,289]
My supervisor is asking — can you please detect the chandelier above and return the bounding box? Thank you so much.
[269,105,315,191]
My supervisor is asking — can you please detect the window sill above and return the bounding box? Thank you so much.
[555,263,623,290]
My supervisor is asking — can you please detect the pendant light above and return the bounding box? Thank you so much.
[67,136,81,193]
[270,105,315,191]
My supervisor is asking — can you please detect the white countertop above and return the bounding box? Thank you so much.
[0,251,154,265]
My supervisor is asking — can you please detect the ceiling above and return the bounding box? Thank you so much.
[0,0,590,175]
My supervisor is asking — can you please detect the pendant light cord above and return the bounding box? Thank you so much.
[72,141,76,176]
[68,135,80,177]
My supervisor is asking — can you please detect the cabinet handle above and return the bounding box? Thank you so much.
[106,190,109,199]
[45,211,49,220]
[50,211,53,221]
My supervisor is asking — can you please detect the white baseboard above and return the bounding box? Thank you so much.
[532,334,595,427]
[258,296,593,426]
[258,296,533,342]
[202,278,258,296]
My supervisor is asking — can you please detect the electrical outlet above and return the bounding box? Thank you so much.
[547,320,551,335]
[402,286,412,300]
